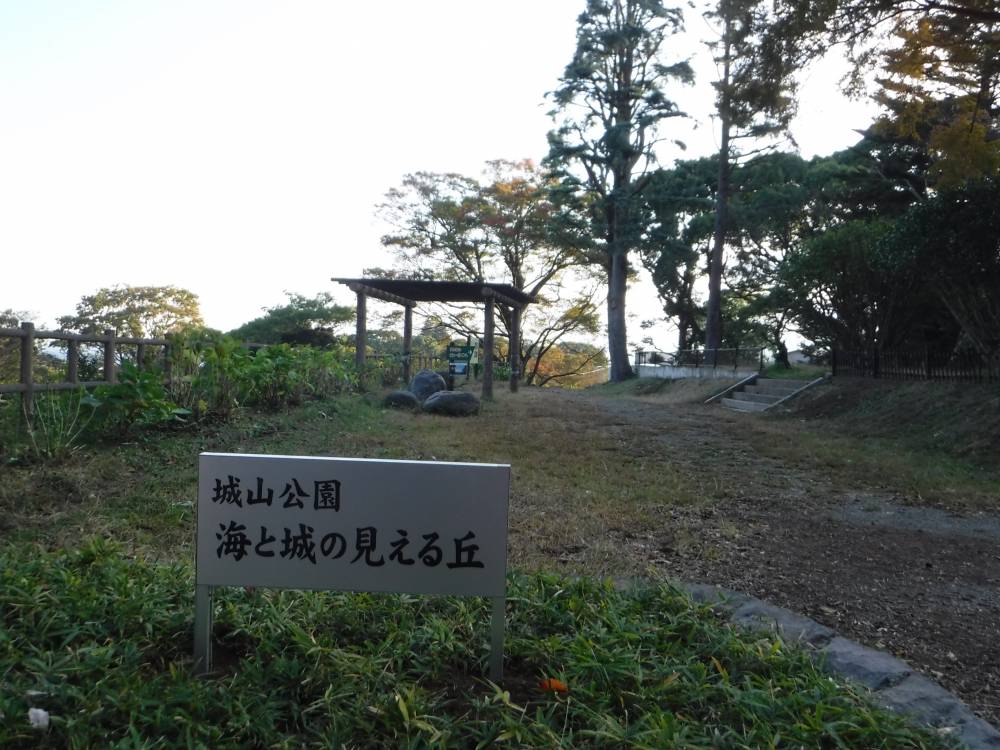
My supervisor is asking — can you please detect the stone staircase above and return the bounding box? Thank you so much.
[719,377,816,412]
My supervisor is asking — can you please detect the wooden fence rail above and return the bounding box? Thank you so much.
[0,322,171,417]
[367,354,449,386]
[2,320,475,419]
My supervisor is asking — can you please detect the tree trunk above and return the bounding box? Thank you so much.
[776,339,790,368]
[704,11,732,353]
[607,250,633,381]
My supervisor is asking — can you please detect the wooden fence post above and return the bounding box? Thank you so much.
[163,337,173,391]
[67,337,79,385]
[104,329,117,384]
[19,322,34,419]
[136,343,147,372]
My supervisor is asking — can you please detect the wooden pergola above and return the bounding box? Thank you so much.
[332,278,534,399]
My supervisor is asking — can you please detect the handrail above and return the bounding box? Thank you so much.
[704,373,759,404]
[762,376,828,411]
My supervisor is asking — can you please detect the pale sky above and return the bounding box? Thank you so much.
[0,1,876,349]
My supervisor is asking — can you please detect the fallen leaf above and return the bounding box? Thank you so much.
[538,678,569,694]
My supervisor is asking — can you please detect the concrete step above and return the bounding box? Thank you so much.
[732,391,782,404]
[757,378,809,388]
[721,397,769,412]
[745,383,800,397]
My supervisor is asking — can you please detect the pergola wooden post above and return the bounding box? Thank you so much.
[509,306,520,393]
[354,290,366,371]
[482,291,495,400]
[402,303,413,384]
[334,278,533,397]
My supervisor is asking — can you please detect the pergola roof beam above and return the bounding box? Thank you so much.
[344,281,416,308]
[480,286,522,310]
[332,278,533,308]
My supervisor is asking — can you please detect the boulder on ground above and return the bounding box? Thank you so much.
[422,391,480,417]
[409,369,447,401]
[382,390,419,410]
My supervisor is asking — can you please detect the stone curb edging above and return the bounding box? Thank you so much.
[675,582,1000,749]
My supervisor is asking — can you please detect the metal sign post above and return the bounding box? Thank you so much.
[193,585,213,675]
[489,596,505,682]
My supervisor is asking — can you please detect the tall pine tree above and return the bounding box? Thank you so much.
[546,0,693,381]
[702,0,798,351]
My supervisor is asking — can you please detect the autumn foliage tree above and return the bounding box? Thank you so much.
[377,160,602,383]
[772,0,999,188]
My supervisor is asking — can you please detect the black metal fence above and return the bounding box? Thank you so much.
[832,348,1000,383]
[634,347,764,372]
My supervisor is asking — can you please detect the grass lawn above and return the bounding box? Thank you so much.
[0,390,968,747]
[1,542,950,748]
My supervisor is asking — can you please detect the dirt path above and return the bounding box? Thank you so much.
[555,388,1000,727]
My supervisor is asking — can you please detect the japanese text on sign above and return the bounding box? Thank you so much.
[196,454,509,597]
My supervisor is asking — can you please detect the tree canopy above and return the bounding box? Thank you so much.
[228,292,354,347]
[772,0,999,188]
[378,160,602,385]
[58,286,203,339]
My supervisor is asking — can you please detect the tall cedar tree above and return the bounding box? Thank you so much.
[703,0,798,351]
[546,0,692,381]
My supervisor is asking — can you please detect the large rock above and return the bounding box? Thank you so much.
[408,369,447,402]
[422,391,480,417]
[382,390,419,410]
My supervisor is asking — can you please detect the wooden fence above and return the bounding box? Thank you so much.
[0,322,172,417]
[832,348,999,383]
[368,354,449,386]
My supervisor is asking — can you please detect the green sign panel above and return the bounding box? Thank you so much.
[446,344,477,364]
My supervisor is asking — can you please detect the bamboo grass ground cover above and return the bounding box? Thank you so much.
[0,542,952,749]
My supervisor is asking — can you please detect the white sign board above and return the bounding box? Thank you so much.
[196,453,510,597]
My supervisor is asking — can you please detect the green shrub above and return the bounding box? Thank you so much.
[86,362,190,435]
[168,329,357,416]
[20,390,97,461]
[168,328,250,418]
[0,330,359,459]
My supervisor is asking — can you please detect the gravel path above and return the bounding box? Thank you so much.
[564,389,1000,728]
